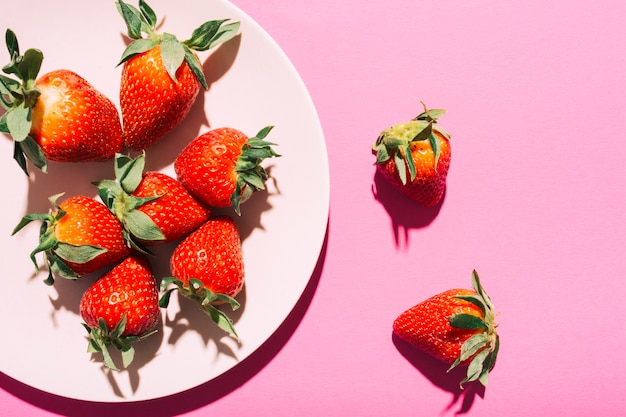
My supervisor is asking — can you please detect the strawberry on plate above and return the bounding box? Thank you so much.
[372,101,451,207]
[160,216,244,339]
[0,29,123,175]
[12,194,132,285]
[115,0,240,150]
[94,153,211,250]
[80,254,160,370]
[174,126,279,214]
[393,270,500,387]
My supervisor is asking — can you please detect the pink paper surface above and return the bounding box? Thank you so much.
[2,0,626,416]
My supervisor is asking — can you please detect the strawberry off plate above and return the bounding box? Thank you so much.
[0,0,328,402]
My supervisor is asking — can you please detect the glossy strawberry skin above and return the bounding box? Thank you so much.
[120,45,200,150]
[170,216,244,298]
[174,128,248,208]
[31,70,123,162]
[80,254,160,336]
[376,130,451,207]
[392,271,499,387]
[132,171,211,244]
[393,288,481,364]
[54,196,132,275]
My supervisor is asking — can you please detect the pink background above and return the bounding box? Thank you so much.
[2,0,626,416]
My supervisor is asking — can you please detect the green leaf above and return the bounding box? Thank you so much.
[118,37,159,65]
[411,120,432,142]
[138,0,157,28]
[448,313,487,330]
[114,152,144,193]
[6,102,32,142]
[18,136,47,172]
[394,149,407,185]
[123,209,165,241]
[185,20,240,52]
[121,344,136,369]
[450,333,489,370]
[5,28,19,59]
[160,33,185,82]
[116,0,145,40]
[54,242,107,264]
[461,347,490,387]
[455,294,486,316]
[18,48,44,85]
[204,304,239,340]
[429,133,441,171]
[183,46,207,89]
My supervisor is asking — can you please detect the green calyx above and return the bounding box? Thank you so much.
[232,125,280,215]
[82,314,157,371]
[11,193,107,285]
[93,153,165,252]
[447,270,500,388]
[0,28,47,175]
[372,101,451,185]
[116,0,240,89]
[159,277,240,340]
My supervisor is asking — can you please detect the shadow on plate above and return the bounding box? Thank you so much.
[0,224,328,416]
[392,333,485,415]
[371,169,445,248]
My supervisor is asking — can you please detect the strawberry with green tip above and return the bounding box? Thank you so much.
[80,254,160,370]
[12,194,132,285]
[94,153,211,250]
[160,216,244,339]
[393,270,500,387]
[116,0,240,150]
[373,101,451,207]
[174,126,279,214]
[0,29,123,175]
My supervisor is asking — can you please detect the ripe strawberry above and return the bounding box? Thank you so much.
[80,254,160,370]
[392,270,500,387]
[116,0,240,150]
[174,126,279,214]
[372,102,451,207]
[160,216,244,338]
[12,194,132,285]
[94,153,211,249]
[1,30,123,175]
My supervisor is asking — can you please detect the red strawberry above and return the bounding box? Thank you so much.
[392,270,500,387]
[12,194,132,285]
[174,126,279,214]
[1,30,123,175]
[116,0,240,150]
[80,254,160,370]
[160,216,244,338]
[372,102,451,207]
[94,153,211,248]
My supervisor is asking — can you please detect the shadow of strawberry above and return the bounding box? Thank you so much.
[392,333,485,416]
[372,169,445,248]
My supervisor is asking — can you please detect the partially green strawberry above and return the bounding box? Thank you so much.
[174,126,279,214]
[0,29,123,175]
[373,102,451,207]
[94,153,211,249]
[160,216,244,339]
[12,194,132,285]
[392,270,500,387]
[80,254,160,370]
[115,0,240,150]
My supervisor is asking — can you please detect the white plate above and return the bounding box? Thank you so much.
[0,0,328,402]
